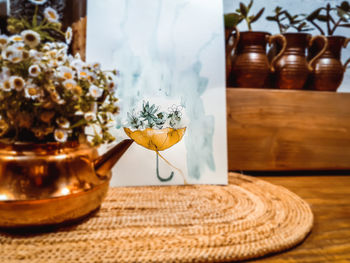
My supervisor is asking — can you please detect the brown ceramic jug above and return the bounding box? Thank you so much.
[225,27,236,85]
[229,31,286,88]
[270,33,328,90]
[308,36,350,91]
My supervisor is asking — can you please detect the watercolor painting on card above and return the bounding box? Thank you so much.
[86,0,228,186]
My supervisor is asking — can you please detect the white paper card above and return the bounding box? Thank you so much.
[86,0,227,186]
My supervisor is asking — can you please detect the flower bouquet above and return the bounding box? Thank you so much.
[0,0,134,228]
[0,0,119,146]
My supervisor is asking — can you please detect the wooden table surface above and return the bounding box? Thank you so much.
[245,174,350,263]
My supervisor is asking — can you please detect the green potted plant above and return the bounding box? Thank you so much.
[225,0,285,88]
[306,1,350,91]
[266,7,327,90]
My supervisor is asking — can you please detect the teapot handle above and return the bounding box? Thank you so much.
[343,38,350,72]
[268,34,287,72]
[308,35,328,71]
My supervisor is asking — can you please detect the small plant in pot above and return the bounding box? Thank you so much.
[306,1,350,91]
[227,0,285,88]
[266,7,327,90]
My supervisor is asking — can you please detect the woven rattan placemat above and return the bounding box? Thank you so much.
[0,173,313,262]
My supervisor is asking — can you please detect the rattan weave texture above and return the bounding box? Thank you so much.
[0,173,313,262]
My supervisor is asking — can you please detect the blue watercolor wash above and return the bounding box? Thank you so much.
[107,0,218,180]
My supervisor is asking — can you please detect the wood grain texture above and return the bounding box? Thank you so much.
[247,174,350,262]
[227,88,350,171]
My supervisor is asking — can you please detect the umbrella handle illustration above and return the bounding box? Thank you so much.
[156,150,188,184]
[156,153,174,182]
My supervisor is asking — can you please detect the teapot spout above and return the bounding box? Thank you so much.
[94,139,133,176]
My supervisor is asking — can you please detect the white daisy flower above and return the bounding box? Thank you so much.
[1,80,12,92]
[62,79,77,90]
[57,66,74,80]
[9,53,22,63]
[12,42,25,51]
[9,35,23,42]
[54,129,68,143]
[44,7,59,23]
[78,69,89,79]
[65,27,73,44]
[2,46,23,63]
[29,0,47,5]
[28,64,41,77]
[89,85,103,99]
[2,46,22,63]
[84,112,97,122]
[24,84,41,99]
[9,76,25,91]
[0,35,8,48]
[21,30,40,48]
[56,117,70,129]
[55,53,67,66]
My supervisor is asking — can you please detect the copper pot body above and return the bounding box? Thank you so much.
[308,36,350,91]
[272,33,312,90]
[0,140,133,228]
[230,31,272,88]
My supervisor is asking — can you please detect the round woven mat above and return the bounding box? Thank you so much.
[0,173,313,263]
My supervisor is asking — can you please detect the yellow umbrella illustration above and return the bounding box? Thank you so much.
[124,127,187,184]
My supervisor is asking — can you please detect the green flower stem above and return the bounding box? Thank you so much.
[33,5,38,27]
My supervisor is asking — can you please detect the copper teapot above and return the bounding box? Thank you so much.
[0,139,133,228]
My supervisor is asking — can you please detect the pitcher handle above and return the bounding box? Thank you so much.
[343,38,350,72]
[225,27,239,57]
[268,34,287,72]
[231,26,240,51]
[308,35,328,71]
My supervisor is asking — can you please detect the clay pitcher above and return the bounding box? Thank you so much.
[230,31,286,88]
[308,36,350,91]
[225,27,236,86]
[270,33,328,90]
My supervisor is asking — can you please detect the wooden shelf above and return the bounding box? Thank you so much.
[226,88,350,171]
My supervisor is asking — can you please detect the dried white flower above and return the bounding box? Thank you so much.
[28,64,41,77]
[24,84,41,100]
[9,76,25,91]
[65,27,73,44]
[21,30,41,48]
[44,7,59,23]
[54,129,68,143]
[89,85,103,99]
